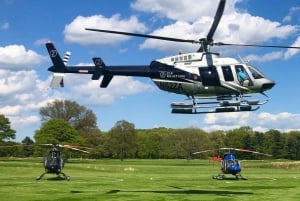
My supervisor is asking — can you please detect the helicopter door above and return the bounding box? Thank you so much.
[199,66,220,86]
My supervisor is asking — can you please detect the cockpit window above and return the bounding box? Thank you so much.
[247,64,264,79]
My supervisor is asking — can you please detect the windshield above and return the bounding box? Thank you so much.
[247,64,264,79]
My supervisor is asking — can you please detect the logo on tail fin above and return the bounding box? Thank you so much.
[50,50,58,58]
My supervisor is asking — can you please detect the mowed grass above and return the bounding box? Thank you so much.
[0,158,299,201]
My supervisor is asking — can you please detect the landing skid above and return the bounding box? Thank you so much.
[213,173,247,180]
[36,172,70,181]
[171,94,268,114]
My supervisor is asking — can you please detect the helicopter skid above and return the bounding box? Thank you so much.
[36,172,70,181]
[171,96,268,114]
[212,173,247,180]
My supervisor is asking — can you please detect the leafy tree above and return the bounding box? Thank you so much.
[34,118,84,156]
[106,120,137,161]
[39,99,98,133]
[137,129,163,159]
[21,136,34,157]
[0,114,16,142]
[209,130,225,149]
[173,128,209,160]
[264,129,285,158]
[284,131,300,160]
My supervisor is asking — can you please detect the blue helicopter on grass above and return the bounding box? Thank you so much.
[193,147,272,180]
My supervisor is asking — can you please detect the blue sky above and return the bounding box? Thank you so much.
[0,0,300,141]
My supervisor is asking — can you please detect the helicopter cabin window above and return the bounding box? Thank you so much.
[247,64,264,79]
[171,54,192,63]
[235,65,250,86]
[222,66,234,81]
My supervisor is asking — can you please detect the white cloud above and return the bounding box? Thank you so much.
[132,0,224,22]
[1,22,9,30]
[0,45,47,70]
[130,0,298,59]
[283,7,300,23]
[131,0,240,22]
[64,14,147,45]
[202,112,300,133]
[245,51,283,62]
[284,36,300,59]
[55,73,155,106]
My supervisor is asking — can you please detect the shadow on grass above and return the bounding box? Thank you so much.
[46,176,68,181]
[105,189,253,195]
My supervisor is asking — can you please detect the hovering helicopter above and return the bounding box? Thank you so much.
[36,144,89,181]
[193,147,272,180]
[46,0,299,114]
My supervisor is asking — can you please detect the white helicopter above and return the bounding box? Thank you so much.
[46,0,299,114]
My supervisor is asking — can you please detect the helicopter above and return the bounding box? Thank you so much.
[36,143,89,181]
[193,147,272,180]
[46,0,299,114]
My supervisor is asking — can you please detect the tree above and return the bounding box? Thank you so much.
[264,129,285,158]
[173,128,209,160]
[34,118,84,156]
[284,131,300,160]
[21,136,34,157]
[0,114,16,142]
[209,130,225,149]
[106,120,137,161]
[39,99,98,133]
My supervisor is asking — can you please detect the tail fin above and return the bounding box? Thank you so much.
[46,42,69,88]
[46,41,66,73]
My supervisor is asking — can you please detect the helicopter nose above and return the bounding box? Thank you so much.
[262,80,275,91]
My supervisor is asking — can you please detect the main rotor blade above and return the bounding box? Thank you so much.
[206,0,226,42]
[233,148,272,156]
[193,150,214,155]
[85,28,197,43]
[62,145,90,153]
[214,42,300,49]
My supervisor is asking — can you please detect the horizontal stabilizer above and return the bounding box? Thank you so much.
[50,73,64,88]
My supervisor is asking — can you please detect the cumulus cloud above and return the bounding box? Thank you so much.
[202,112,300,133]
[139,12,297,52]
[0,69,61,140]
[55,73,155,106]
[245,51,283,62]
[131,0,233,22]
[283,7,300,23]
[284,36,300,59]
[1,22,9,30]
[0,45,47,70]
[64,14,147,45]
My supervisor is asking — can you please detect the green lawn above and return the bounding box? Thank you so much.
[0,158,299,201]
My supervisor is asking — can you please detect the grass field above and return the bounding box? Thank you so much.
[0,158,299,201]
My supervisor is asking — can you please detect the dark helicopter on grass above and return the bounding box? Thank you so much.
[193,147,272,180]
[36,144,89,181]
[46,0,299,114]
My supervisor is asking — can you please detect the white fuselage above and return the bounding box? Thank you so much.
[151,52,274,97]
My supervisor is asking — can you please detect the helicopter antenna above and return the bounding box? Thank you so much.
[238,55,247,64]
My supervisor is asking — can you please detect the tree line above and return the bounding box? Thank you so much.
[0,100,299,160]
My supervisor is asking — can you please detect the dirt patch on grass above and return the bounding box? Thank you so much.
[271,161,300,170]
